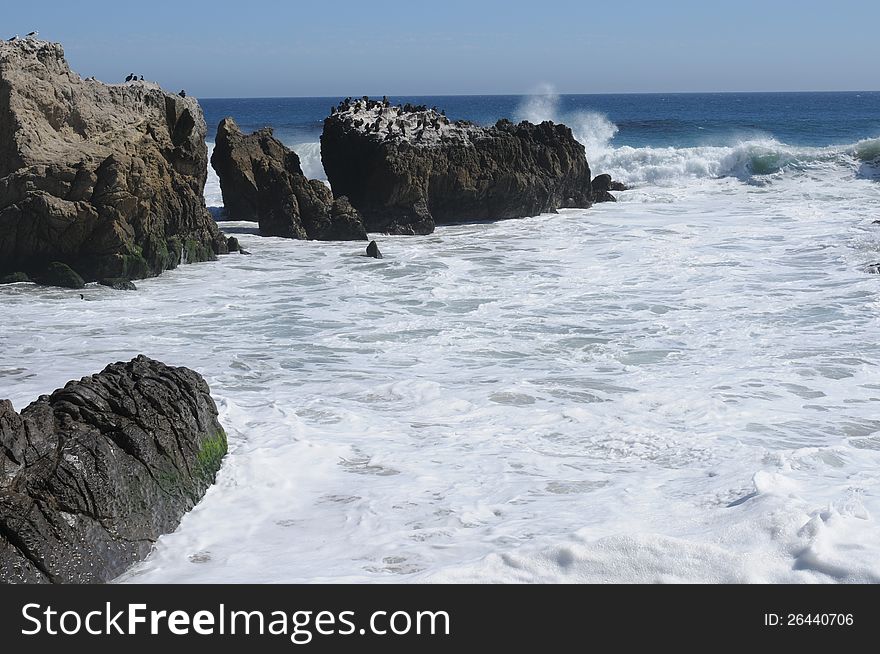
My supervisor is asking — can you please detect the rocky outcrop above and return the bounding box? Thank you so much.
[40,262,85,289]
[211,118,367,241]
[0,356,227,584]
[321,99,594,235]
[366,241,383,259]
[0,39,228,286]
[591,174,616,203]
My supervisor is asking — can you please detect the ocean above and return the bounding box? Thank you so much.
[3,92,880,582]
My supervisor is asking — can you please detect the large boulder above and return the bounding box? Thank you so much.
[320,99,594,235]
[0,39,228,285]
[0,356,227,584]
[211,118,367,240]
[39,262,85,289]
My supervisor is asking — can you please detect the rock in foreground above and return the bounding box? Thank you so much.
[0,356,227,584]
[211,118,367,240]
[321,99,594,235]
[0,39,227,286]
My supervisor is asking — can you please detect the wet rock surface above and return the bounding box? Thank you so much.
[0,356,227,584]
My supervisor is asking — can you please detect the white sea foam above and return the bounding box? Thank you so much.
[294,141,326,181]
[2,154,879,583]
[204,142,224,207]
[597,138,880,186]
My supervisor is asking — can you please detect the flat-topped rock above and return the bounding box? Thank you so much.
[0,39,227,285]
[321,98,594,235]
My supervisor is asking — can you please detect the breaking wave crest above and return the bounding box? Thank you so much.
[515,86,880,185]
[598,137,880,185]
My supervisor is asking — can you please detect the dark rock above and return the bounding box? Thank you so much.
[239,249,252,256]
[98,278,138,291]
[211,118,367,241]
[871,220,880,225]
[0,39,227,284]
[592,174,628,197]
[327,196,368,241]
[0,272,30,284]
[227,236,241,252]
[867,263,880,274]
[593,190,618,203]
[39,262,85,289]
[0,356,227,584]
[366,241,383,259]
[591,174,622,202]
[592,174,613,192]
[321,101,593,235]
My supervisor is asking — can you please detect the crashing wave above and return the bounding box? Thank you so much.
[512,86,880,186]
[598,137,880,185]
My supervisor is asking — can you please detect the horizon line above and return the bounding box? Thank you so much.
[198,89,880,101]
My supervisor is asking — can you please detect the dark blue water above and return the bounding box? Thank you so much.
[200,93,880,149]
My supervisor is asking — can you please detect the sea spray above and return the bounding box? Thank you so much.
[294,141,326,181]
[515,84,619,160]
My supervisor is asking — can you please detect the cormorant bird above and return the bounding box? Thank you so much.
[26,31,38,38]
[139,75,144,81]
[125,74,134,82]
[178,90,186,98]
[7,35,19,42]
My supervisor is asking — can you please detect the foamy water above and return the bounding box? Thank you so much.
[3,101,880,584]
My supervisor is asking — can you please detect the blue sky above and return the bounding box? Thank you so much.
[4,1,878,97]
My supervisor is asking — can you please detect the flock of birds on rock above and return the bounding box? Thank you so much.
[7,31,39,42]
[332,96,475,143]
[123,73,186,98]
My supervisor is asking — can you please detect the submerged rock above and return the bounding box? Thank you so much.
[211,118,367,241]
[0,272,30,285]
[0,356,227,584]
[39,262,85,289]
[227,236,241,252]
[366,241,383,259]
[98,278,138,291]
[0,39,227,287]
[321,99,594,235]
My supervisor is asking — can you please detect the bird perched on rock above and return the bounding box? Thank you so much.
[7,35,19,42]
[26,31,38,38]
[178,90,187,98]
[125,74,134,82]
